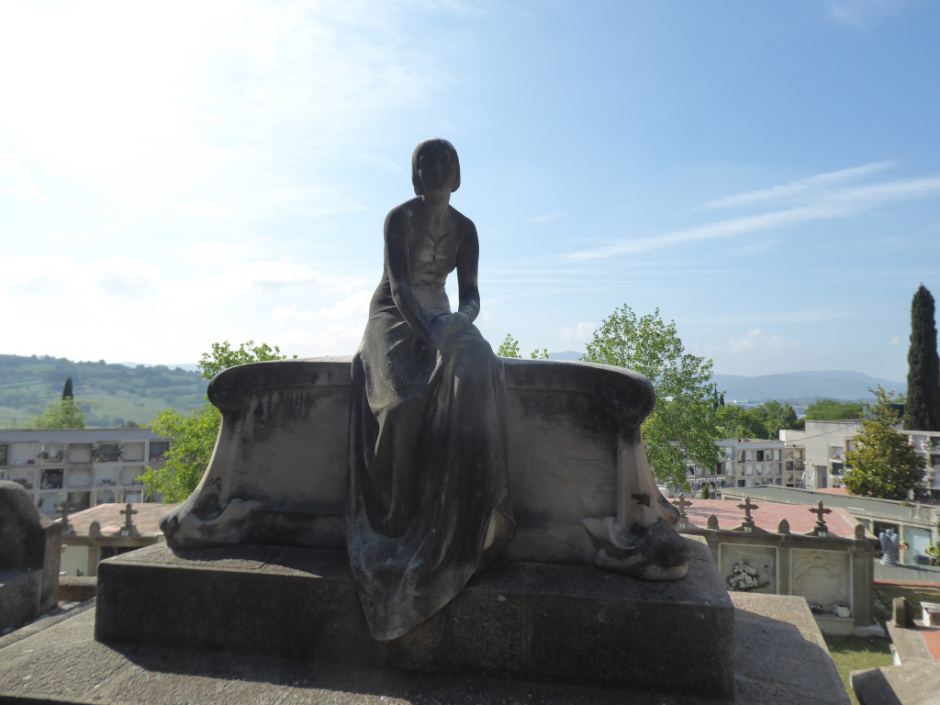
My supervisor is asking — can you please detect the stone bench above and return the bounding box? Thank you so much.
[160,357,680,569]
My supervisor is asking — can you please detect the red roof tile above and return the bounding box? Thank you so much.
[680,499,858,537]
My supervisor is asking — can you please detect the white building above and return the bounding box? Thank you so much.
[781,420,940,496]
[0,429,170,517]
[780,420,862,490]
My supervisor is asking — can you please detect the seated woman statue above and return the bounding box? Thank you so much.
[347,138,514,641]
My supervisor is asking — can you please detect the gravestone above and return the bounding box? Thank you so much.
[0,480,62,632]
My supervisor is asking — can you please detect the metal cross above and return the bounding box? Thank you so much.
[809,500,831,532]
[738,496,759,528]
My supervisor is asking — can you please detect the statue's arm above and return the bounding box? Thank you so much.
[385,207,438,347]
[455,218,481,324]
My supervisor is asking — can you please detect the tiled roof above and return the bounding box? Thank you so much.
[680,498,859,537]
[63,503,177,536]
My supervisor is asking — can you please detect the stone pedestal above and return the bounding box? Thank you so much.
[96,537,734,697]
[0,481,62,633]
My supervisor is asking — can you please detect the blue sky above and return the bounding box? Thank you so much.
[2,0,939,381]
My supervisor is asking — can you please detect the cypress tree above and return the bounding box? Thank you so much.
[905,284,940,430]
[62,377,74,400]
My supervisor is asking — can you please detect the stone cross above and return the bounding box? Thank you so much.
[56,504,72,534]
[809,500,831,534]
[672,493,693,520]
[121,503,138,533]
[737,496,758,529]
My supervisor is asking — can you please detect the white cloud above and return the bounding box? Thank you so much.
[315,290,373,321]
[827,0,907,29]
[568,174,940,260]
[0,0,449,216]
[700,161,897,211]
[710,308,844,325]
[891,336,901,345]
[529,212,566,224]
[560,322,596,346]
[726,328,792,354]
[273,306,314,321]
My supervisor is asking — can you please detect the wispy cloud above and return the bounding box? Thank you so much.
[0,1,451,216]
[567,172,940,260]
[709,308,845,325]
[0,185,122,217]
[700,161,896,210]
[726,328,794,354]
[827,0,908,29]
[529,211,566,224]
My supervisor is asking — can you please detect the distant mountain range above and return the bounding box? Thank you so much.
[0,351,905,428]
[712,370,904,404]
[547,352,902,404]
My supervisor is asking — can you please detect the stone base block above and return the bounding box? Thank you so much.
[0,570,41,633]
[96,538,733,697]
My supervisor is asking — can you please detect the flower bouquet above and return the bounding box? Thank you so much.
[727,561,770,592]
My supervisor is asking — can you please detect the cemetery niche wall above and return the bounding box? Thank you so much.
[675,494,879,635]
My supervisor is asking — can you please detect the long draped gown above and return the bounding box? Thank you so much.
[347,214,513,641]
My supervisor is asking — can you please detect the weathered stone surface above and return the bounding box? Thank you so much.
[0,481,62,632]
[2,592,849,705]
[158,358,678,567]
[96,537,733,696]
[0,571,41,634]
[852,661,940,705]
[886,620,933,662]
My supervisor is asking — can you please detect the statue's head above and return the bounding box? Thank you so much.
[412,138,460,196]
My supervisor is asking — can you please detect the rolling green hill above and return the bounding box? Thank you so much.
[0,354,206,429]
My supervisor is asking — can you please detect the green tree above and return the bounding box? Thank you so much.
[715,404,766,439]
[581,305,720,487]
[141,341,291,502]
[30,397,85,429]
[748,401,799,439]
[715,401,799,440]
[62,377,73,400]
[843,386,925,500]
[497,333,549,360]
[804,398,864,421]
[497,334,521,358]
[905,284,940,430]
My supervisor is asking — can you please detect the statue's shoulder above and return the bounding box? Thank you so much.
[449,205,477,238]
[384,198,421,235]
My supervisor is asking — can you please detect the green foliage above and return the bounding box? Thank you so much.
[581,305,720,487]
[715,404,767,439]
[497,334,549,360]
[843,387,926,500]
[905,284,940,430]
[62,377,73,400]
[140,404,221,502]
[30,397,86,429]
[496,334,521,358]
[716,401,799,440]
[141,341,291,502]
[198,340,294,380]
[804,398,864,421]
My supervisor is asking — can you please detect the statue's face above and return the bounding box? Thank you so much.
[417,146,457,196]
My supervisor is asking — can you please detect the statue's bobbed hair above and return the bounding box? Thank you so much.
[411,138,460,196]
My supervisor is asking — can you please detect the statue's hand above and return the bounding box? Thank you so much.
[443,311,470,336]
